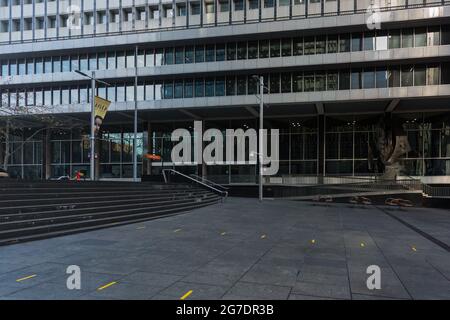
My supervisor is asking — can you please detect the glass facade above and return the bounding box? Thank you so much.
[2,113,450,180]
[1,63,445,107]
[1,25,448,78]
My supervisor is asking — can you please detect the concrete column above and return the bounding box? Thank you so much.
[146,121,152,175]
[198,120,206,178]
[198,120,207,179]
[95,136,100,180]
[0,136,4,168]
[44,128,52,180]
[318,115,325,183]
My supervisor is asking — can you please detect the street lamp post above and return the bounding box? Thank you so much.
[90,73,95,181]
[252,75,265,202]
[74,70,110,181]
[258,76,264,202]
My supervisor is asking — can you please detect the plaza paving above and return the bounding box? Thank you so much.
[0,198,449,300]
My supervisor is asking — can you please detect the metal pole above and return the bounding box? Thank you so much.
[133,46,138,182]
[90,72,96,181]
[259,76,264,202]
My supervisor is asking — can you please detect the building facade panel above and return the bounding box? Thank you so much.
[0,0,449,182]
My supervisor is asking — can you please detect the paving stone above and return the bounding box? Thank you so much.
[0,198,449,300]
[240,264,299,287]
[88,282,165,300]
[181,271,241,287]
[3,281,88,300]
[297,272,349,286]
[288,294,337,300]
[224,282,291,300]
[158,281,229,300]
[292,281,351,299]
[120,271,182,287]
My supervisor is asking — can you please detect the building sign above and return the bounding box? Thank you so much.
[94,96,111,133]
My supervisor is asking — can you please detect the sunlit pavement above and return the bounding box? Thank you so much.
[0,198,449,300]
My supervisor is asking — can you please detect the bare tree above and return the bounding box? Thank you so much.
[0,78,83,172]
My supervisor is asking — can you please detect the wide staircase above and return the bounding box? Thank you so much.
[0,180,223,246]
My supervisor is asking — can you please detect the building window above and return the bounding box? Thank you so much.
[233,0,244,10]
[191,3,201,15]
[195,45,205,63]
[339,34,351,52]
[184,80,193,98]
[415,27,427,47]
[304,37,315,55]
[237,42,247,60]
[226,76,235,96]
[216,44,225,61]
[389,30,401,49]
[205,45,215,62]
[388,68,400,87]
[327,35,338,53]
[205,78,215,97]
[259,40,269,59]
[402,29,414,48]
[376,68,388,88]
[351,33,362,51]
[351,70,362,89]
[362,69,375,89]
[414,66,426,86]
[195,79,204,97]
[247,41,258,59]
[215,77,225,96]
[270,39,280,58]
[185,46,194,64]
[226,43,236,60]
[175,47,184,64]
[401,65,414,87]
[174,81,184,98]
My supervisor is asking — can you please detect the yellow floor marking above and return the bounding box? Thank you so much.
[261,234,267,239]
[16,274,36,282]
[412,247,417,252]
[180,290,193,300]
[174,229,182,233]
[97,281,117,291]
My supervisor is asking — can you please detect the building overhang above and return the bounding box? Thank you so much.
[19,95,450,127]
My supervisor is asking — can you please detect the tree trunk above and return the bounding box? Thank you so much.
[2,119,10,170]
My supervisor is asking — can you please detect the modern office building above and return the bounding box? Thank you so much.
[1,0,450,184]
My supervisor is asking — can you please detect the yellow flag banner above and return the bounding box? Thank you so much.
[94,96,111,132]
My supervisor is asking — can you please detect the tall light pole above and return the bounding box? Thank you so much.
[253,75,265,202]
[133,46,138,182]
[74,70,110,181]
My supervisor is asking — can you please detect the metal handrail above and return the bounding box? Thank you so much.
[422,184,450,198]
[162,169,228,199]
[189,174,229,191]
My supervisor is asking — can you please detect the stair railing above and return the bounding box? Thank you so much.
[162,169,228,200]
[188,174,229,192]
[422,184,450,198]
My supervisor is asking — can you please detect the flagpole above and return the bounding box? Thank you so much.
[74,70,111,182]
